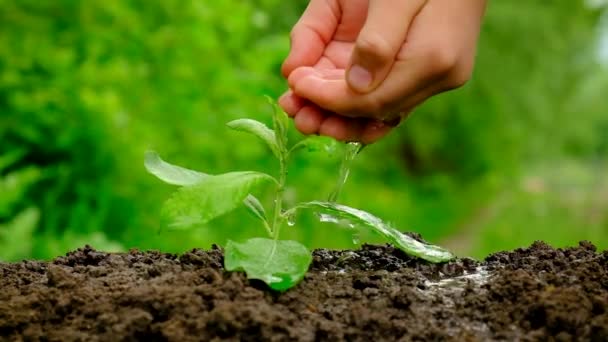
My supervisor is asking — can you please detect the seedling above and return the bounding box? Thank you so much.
[145,97,454,291]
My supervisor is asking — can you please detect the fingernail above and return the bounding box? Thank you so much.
[348,65,372,90]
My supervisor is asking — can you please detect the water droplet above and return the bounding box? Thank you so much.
[318,213,339,224]
[286,213,296,227]
[352,233,360,245]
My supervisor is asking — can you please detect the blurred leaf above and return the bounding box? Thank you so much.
[289,135,339,157]
[144,151,207,186]
[224,238,312,291]
[227,119,280,158]
[161,171,277,231]
[0,166,41,218]
[0,149,26,172]
[0,207,39,261]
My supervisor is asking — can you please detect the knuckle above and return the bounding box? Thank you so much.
[421,44,475,90]
[424,45,459,77]
[356,34,395,63]
[447,68,472,89]
[444,58,475,90]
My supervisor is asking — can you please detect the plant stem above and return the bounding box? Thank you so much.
[262,220,273,238]
[271,154,287,239]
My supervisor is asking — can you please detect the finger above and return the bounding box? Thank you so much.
[319,115,352,142]
[294,105,326,135]
[360,120,393,144]
[290,30,456,119]
[318,115,368,142]
[346,0,427,93]
[281,0,340,78]
[358,79,446,144]
[344,118,367,142]
[289,55,435,118]
[278,90,305,117]
[357,79,443,144]
[288,66,345,89]
[316,56,338,70]
[291,78,458,146]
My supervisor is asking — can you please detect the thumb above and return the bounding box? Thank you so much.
[347,0,427,93]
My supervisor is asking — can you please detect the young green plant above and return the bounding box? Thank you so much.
[145,97,454,291]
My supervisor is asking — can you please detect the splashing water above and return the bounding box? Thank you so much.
[282,141,454,262]
[327,142,365,202]
[322,142,365,244]
[318,213,340,224]
[287,201,454,263]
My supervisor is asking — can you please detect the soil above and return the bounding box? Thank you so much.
[1,234,607,341]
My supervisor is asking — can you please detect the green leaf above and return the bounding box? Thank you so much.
[144,151,208,186]
[243,194,267,222]
[289,136,339,157]
[226,119,280,158]
[286,201,455,263]
[161,171,276,230]
[224,238,312,291]
[265,96,289,153]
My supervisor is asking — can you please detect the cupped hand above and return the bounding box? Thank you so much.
[279,0,487,144]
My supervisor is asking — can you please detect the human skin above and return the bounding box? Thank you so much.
[279,0,487,144]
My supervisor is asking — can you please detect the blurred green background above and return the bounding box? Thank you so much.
[1,0,608,261]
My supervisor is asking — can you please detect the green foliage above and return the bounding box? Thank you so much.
[224,238,312,291]
[226,119,280,158]
[0,208,39,261]
[0,150,40,261]
[144,151,207,186]
[397,2,607,180]
[1,0,607,262]
[159,171,276,231]
[147,100,454,290]
[0,0,303,258]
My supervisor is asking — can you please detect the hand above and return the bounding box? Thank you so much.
[279,0,487,144]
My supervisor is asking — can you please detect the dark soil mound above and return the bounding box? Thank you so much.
[1,238,607,341]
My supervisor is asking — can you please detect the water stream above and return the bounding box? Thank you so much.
[319,142,366,244]
[288,140,454,262]
[327,142,365,203]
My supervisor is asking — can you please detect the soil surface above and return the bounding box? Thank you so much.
[1,235,607,341]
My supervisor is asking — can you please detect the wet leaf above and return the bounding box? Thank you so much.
[226,119,280,158]
[161,171,276,230]
[144,151,207,186]
[224,238,312,291]
[288,201,455,263]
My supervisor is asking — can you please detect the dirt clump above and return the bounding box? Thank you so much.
[1,240,607,341]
